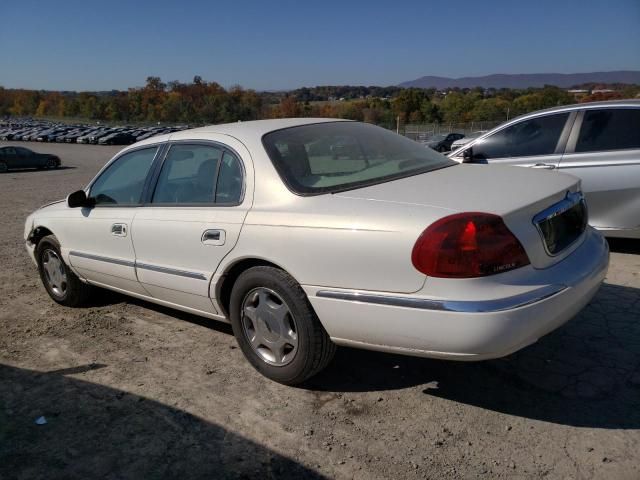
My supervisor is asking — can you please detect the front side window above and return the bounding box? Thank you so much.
[152,144,223,204]
[90,147,157,205]
[471,113,569,160]
[263,122,454,195]
[576,108,640,153]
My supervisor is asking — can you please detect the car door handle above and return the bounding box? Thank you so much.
[202,229,226,246]
[531,163,556,170]
[111,223,127,236]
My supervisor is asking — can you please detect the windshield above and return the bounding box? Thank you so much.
[262,122,455,195]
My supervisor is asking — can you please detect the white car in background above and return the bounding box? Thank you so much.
[449,100,640,238]
[24,119,608,384]
[449,130,487,152]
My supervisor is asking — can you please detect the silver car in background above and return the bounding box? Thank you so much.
[449,100,640,239]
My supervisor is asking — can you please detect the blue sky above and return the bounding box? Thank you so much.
[1,0,639,91]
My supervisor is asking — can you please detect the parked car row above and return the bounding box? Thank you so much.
[0,120,187,145]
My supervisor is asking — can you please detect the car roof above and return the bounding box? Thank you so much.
[510,98,640,121]
[131,118,351,149]
[448,99,640,157]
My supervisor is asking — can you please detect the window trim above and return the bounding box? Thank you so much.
[87,143,165,208]
[143,139,246,208]
[564,106,640,155]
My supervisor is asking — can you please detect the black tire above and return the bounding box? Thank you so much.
[46,158,57,169]
[230,266,336,385]
[36,234,93,307]
[0,161,7,173]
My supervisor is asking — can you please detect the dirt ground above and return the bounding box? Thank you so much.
[1,141,639,480]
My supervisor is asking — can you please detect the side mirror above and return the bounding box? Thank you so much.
[67,189,93,208]
[462,147,474,163]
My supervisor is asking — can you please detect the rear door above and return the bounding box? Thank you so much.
[131,138,252,315]
[558,107,640,231]
[454,112,574,169]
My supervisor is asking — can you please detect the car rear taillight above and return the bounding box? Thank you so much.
[412,213,530,278]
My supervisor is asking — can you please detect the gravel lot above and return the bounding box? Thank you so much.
[1,142,639,480]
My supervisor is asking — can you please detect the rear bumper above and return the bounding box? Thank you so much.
[305,227,609,360]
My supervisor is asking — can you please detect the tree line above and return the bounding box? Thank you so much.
[1,76,637,127]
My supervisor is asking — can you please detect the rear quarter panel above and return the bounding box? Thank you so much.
[219,194,442,293]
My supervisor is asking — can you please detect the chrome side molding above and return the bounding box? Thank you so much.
[135,262,207,280]
[69,251,207,281]
[69,250,135,268]
[316,284,567,313]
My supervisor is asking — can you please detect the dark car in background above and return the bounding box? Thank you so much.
[97,132,137,145]
[421,132,465,152]
[0,146,61,172]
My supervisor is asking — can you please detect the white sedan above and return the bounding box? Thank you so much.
[24,118,609,384]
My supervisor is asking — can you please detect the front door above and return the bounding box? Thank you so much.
[455,112,573,170]
[65,146,160,295]
[131,141,250,315]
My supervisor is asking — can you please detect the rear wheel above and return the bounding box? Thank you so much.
[230,266,336,385]
[36,235,93,307]
[0,161,7,173]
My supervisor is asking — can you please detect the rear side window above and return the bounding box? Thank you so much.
[215,151,243,204]
[575,109,640,153]
[472,113,569,159]
[90,147,157,205]
[152,144,223,204]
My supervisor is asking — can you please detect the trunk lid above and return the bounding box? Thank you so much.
[334,164,584,269]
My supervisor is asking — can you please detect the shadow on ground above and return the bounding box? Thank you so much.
[0,363,324,480]
[76,279,640,431]
[2,166,76,174]
[308,282,640,429]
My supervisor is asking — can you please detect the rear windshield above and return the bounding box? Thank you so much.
[262,122,455,195]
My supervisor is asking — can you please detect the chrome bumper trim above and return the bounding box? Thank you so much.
[316,284,567,313]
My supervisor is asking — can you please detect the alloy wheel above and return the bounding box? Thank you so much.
[241,287,298,366]
[42,249,67,297]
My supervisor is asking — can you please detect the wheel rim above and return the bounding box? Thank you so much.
[0,162,6,173]
[47,159,56,168]
[241,287,298,366]
[42,249,67,297]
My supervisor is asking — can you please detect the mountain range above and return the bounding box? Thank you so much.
[398,71,640,89]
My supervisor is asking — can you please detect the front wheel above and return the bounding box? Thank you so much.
[36,235,93,307]
[0,161,7,173]
[230,266,336,385]
[46,158,57,169]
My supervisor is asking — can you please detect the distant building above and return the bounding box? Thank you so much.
[567,89,590,99]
